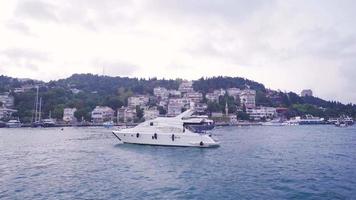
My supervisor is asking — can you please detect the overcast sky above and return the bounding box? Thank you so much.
[0,0,355,103]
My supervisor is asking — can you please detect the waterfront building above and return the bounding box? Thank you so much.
[128,95,149,107]
[13,85,36,93]
[153,87,169,99]
[194,103,208,114]
[0,93,14,108]
[0,108,17,119]
[169,90,181,97]
[178,80,194,93]
[91,106,115,123]
[246,106,276,120]
[144,107,159,120]
[240,89,256,108]
[158,99,168,107]
[227,88,241,100]
[167,98,190,116]
[211,112,223,118]
[205,93,220,102]
[63,108,77,123]
[301,89,313,97]
[184,92,203,103]
[117,107,137,123]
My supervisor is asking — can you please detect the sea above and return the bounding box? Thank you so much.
[0,125,355,200]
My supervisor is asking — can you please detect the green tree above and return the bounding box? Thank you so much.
[136,106,144,119]
[74,108,91,122]
[237,111,250,120]
[158,106,167,115]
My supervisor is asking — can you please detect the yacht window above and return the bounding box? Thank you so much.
[150,122,154,126]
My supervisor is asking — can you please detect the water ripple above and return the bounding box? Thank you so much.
[0,126,356,199]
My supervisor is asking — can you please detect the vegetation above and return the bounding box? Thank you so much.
[1,74,356,123]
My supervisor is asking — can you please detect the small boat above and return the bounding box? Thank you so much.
[342,116,354,126]
[284,117,301,125]
[103,121,114,128]
[6,119,22,128]
[262,118,285,126]
[32,121,44,128]
[335,120,348,127]
[299,115,326,125]
[43,118,56,127]
[112,109,219,148]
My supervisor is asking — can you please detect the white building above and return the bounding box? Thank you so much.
[117,107,137,123]
[70,88,82,94]
[213,89,226,96]
[184,92,203,103]
[227,88,241,99]
[0,108,17,119]
[0,93,14,108]
[246,107,277,120]
[153,87,169,99]
[205,93,220,102]
[301,89,313,97]
[128,95,149,107]
[158,100,168,107]
[167,98,190,116]
[211,112,223,118]
[91,106,115,123]
[13,85,36,93]
[63,108,77,123]
[194,103,208,113]
[178,80,194,93]
[240,89,256,108]
[169,90,181,97]
[144,107,159,120]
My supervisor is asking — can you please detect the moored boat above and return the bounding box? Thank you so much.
[6,119,22,128]
[103,121,114,128]
[43,118,56,127]
[299,115,326,125]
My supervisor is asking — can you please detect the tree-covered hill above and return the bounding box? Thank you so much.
[52,74,180,95]
[1,74,355,122]
[193,76,266,93]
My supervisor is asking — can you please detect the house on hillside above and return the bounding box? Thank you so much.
[91,106,115,123]
[63,108,77,123]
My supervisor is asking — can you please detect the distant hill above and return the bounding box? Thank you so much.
[1,74,355,122]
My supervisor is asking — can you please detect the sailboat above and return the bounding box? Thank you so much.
[32,86,44,127]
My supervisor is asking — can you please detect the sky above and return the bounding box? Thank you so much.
[0,0,356,103]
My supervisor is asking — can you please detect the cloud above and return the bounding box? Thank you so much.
[5,20,32,35]
[15,0,59,22]
[1,0,356,103]
[0,48,50,75]
[92,59,140,76]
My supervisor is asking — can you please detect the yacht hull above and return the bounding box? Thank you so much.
[112,131,219,148]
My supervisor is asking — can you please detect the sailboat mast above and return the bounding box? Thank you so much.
[39,97,42,122]
[34,86,39,122]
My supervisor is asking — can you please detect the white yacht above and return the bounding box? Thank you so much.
[112,110,219,148]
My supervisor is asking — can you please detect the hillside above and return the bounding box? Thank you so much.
[1,74,355,122]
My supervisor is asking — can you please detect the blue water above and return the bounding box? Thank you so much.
[0,126,355,199]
